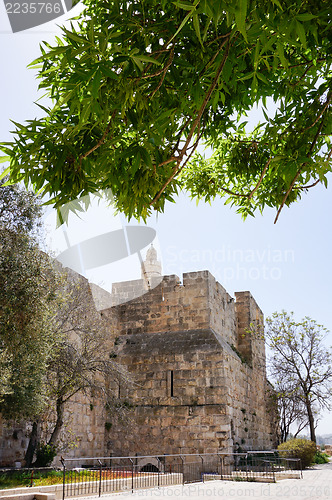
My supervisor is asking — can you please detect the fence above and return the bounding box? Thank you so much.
[60,451,302,499]
[216,451,302,482]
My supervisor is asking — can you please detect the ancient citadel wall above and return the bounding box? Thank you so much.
[111,271,211,335]
[106,270,277,457]
[0,417,30,467]
[0,267,277,467]
[106,329,234,457]
[233,291,276,449]
[235,291,266,370]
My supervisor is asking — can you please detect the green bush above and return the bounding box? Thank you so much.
[313,451,330,464]
[278,438,317,468]
[34,442,57,467]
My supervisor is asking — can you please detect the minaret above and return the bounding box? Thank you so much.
[141,244,162,288]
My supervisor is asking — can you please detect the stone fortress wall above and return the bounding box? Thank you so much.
[103,268,277,458]
[0,248,277,466]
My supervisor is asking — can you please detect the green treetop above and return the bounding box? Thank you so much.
[1,0,331,222]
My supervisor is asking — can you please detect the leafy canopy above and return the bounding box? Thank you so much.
[1,0,331,222]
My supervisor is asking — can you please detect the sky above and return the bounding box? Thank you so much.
[0,4,331,437]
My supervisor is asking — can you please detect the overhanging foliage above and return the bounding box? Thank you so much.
[0,0,331,222]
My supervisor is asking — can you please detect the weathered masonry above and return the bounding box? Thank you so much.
[102,252,277,457]
[0,249,277,466]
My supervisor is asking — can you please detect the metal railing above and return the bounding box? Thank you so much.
[60,451,302,499]
[217,451,302,483]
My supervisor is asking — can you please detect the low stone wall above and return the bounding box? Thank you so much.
[0,486,59,500]
[0,473,183,500]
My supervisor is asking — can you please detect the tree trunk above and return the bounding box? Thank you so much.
[305,398,316,443]
[48,397,64,446]
[24,420,40,467]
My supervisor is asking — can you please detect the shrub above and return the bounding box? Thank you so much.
[278,438,317,468]
[34,442,57,467]
[313,451,330,464]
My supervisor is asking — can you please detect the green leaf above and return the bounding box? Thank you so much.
[193,13,203,46]
[254,40,260,69]
[0,167,10,184]
[173,1,197,11]
[270,0,282,9]
[0,156,10,164]
[256,72,268,84]
[62,27,89,45]
[139,147,153,168]
[262,108,269,121]
[202,17,212,42]
[131,56,144,72]
[100,63,118,80]
[212,90,219,110]
[235,0,248,42]
[276,42,288,69]
[239,71,255,82]
[295,21,307,49]
[295,14,317,22]
[91,68,101,99]
[133,55,161,65]
[168,0,200,43]
[28,46,68,65]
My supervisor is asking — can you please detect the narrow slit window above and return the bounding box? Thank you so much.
[167,370,174,397]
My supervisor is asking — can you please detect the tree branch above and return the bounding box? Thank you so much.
[79,110,117,162]
[207,178,248,197]
[148,45,175,99]
[179,39,231,157]
[290,61,316,88]
[150,38,231,207]
[274,118,326,224]
[296,179,321,190]
[150,128,205,206]
[301,91,332,133]
[248,158,271,199]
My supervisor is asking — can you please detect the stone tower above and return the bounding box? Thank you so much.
[141,244,162,288]
[103,270,278,458]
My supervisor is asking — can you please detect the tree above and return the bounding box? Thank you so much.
[271,376,310,443]
[266,311,332,443]
[1,0,331,223]
[0,179,129,465]
[0,180,59,421]
[26,272,129,464]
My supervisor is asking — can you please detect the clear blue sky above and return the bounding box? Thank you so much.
[1,7,331,436]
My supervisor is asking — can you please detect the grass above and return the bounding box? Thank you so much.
[0,470,63,489]
[0,469,147,490]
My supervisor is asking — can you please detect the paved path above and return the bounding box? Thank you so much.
[74,462,332,500]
